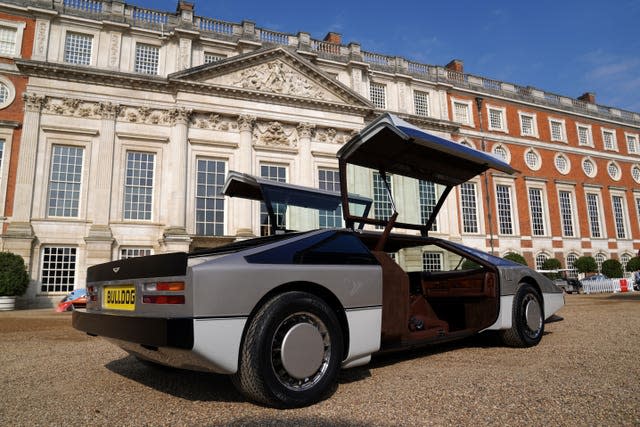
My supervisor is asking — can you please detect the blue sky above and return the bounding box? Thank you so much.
[132,0,640,113]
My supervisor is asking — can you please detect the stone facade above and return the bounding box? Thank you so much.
[0,0,638,307]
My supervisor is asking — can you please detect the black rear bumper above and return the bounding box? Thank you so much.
[72,310,194,349]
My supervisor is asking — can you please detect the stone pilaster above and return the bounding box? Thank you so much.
[296,122,315,186]
[235,114,256,237]
[33,19,50,61]
[160,107,191,252]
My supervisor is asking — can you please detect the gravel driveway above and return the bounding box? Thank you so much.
[1,293,639,426]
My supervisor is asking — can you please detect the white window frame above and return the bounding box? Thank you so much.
[120,247,153,259]
[419,180,438,232]
[494,179,519,236]
[492,143,511,163]
[451,98,474,126]
[317,167,342,229]
[548,118,567,142]
[459,180,481,234]
[194,157,227,237]
[632,164,640,184]
[46,144,85,218]
[582,157,597,178]
[204,52,225,64]
[554,153,570,175]
[60,27,99,66]
[133,40,162,75]
[607,161,621,181]
[487,105,507,132]
[610,192,629,240]
[39,246,78,295]
[259,162,288,235]
[601,128,618,151]
[62,31,94,66]
[557,186,578,238]
[369,82,387,109]
[422,251,443,272]
[625,133,639,155]
[576,123,593,146]
[0,19,25,58]
[518,111,538,137]
[372,171,393,229]
[524,148,541,171]
[595,253,606,273]
[0,75,15,110]
[535,252,550,271]
[585,191,605,239]
[527,185,549,237]
[413,90,430,117]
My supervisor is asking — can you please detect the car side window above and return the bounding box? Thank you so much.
[294,234,378,265]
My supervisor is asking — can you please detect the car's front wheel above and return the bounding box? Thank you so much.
[500,283,544,347]
[232,291,343,408]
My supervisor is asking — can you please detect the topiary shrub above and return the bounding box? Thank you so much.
[0,252,30,296]
[574,256,597,274]
[461,259,481,270]
[626,257,640,273]
[541,258,562,279]
[503,252,527,266]
[602,259,623,278]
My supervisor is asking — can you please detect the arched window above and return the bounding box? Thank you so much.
[535,252,549,271]
[566,253,578,278]
[595,253,606,273]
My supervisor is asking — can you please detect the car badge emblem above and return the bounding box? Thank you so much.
[113,267,120,273]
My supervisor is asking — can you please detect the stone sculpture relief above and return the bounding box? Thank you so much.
[253,121,297,147]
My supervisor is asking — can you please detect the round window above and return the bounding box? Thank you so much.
[632,165,640,183]
[492,145,509,162]
[582,158,596,177]
[554,154,570,174]
[0,79,15,109]
[607,162,620,180]
[525,149,540,170]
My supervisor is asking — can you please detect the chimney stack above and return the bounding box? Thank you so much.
[578,92,596,104]
[445,59,464,73]
[323,32,342,44]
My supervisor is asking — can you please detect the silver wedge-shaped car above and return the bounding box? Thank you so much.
[73,113,564,407]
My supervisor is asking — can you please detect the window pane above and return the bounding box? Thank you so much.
[135,43,159,74]
[496,185,513,235]
[558,191,574,236]
[48,145,83,217]
[318,168,342,229]
[64,32,92,65]
[586,193,601,238]
[123,151,154,220]
[373,172,393,229]
[260,165,287,236]
[460,182,478,233]
[40,247,77,293]
[612,196,627,239]
[0,26,16,56]
[195,159,226,236]
[528,188,545,236]
[419,180,437,231]
[414,91,429,117]
[370,83,386,109]
[422,252,443,272]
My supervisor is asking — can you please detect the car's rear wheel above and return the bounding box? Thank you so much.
[232,291,343,408]
[500,283,544,347]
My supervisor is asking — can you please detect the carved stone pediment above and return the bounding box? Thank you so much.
[169,47,373,110]
[203,60,342,103]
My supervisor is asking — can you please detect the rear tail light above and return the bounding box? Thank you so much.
[144,281,185,292]
[142,281,186,304]
[142,295,185,304]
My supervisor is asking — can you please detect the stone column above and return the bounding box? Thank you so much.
[235,114,255,237]
[296,122,315,186]
[84,102,118,266]
[161,107,192,252]
[2,94,45,290]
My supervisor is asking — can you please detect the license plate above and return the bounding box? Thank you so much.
[103,285,136,311]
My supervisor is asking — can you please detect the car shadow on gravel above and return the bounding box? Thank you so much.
[105,355,245,403]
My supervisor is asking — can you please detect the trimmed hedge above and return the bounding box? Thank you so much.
[503,252,527,266]
[0,252,30,296]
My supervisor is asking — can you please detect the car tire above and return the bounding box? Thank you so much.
[232,291,343,408]
[500,283,544,348]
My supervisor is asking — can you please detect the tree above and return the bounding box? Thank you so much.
[541,258,562,279]
[602,259,623,278]
[503,252,527,266]
[0,252,30,296]
[626,256,640,273]
[574,256,597,274]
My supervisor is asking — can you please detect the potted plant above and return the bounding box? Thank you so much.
[0,252,30,311]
